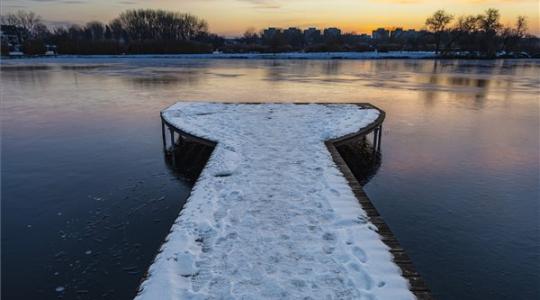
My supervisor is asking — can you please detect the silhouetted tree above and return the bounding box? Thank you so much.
[241,28,259,44]
[501,16,528,54]
[104,25,112,40]
[108,19,127,42]
[195,32,225,48]
[478,8,502,57]
[33,23,50,40]
[112,9,207,41]
[2,8,538,57]
[444,15,480,53]
[85,21,105,41]
[426,9,453,53]
[1,10,43,38]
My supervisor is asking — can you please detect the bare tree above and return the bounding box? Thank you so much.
[426,10,454,53]
[108,19,126,41]
[501,16,528,53]
[33,23,50,40]
[444,15,480,53]
[111,9,208,41]
[242,27,259,44]
[68,24,84,40]
[1,10,44,38]
[515,16,527,38]
[178,14,207,40]
[478,9,502,33]
[456,15,480,33]
[85,21,105,40]
[478,8,502,57]
[17,11,42,33]
[0,13,19,26]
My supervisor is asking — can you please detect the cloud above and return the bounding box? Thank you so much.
[371,0,423,3]
[237,0,282,9]
[2,4,28,8]
[370,0,535,3]
[2,0,83,2]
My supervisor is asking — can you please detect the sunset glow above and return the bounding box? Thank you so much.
[2,0,539,36]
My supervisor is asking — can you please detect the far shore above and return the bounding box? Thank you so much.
[2,51,539,61]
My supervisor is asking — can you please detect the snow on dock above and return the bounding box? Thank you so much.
[137,102,415,300]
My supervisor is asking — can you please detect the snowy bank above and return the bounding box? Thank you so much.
[0,51,436,63]
[136,103,414,300]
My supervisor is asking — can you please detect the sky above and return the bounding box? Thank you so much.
[2,0,539,36]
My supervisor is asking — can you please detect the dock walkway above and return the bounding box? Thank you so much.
[137,102,428,300]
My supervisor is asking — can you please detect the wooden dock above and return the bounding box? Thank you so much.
[156,102,432,299]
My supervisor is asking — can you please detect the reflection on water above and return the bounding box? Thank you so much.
[1,58,539,300]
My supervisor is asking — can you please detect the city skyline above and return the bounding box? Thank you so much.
[2,0,539,37]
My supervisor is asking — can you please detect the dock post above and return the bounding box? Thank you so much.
[169,126,175,153]
[168,126,176,165]
[161,118,167,153]
[377,125,382,153]
[372,128,378,154]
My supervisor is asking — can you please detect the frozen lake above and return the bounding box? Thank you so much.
[1,57,539,300]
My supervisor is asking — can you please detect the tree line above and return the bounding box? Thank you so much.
[227,9,537,57]
[1,8,538,57]
[1,9,224,55]
[425,9,536,57]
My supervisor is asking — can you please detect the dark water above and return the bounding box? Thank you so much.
[1,58,539,300]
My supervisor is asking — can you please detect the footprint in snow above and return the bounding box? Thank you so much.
[348,262,374,290]
[329,188,340,196]
[322,232,336,242]
[352,246,368,263]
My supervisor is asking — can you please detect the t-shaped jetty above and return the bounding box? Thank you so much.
[136,102,429,300]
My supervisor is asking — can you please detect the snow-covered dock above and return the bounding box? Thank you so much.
[137,102,427,299]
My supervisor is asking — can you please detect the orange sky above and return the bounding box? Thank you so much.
[2,0,539,36]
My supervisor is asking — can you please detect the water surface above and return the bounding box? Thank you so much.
[2,57,539,300]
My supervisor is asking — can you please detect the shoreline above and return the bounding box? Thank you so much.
[2,51,538,62]
[1,51,435,60]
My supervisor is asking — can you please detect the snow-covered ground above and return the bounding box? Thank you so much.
[0,51,435,64]
[136,103,413,300]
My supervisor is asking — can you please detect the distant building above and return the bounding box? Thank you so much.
[372,28,389,40]
[323,27,341,40]
[284,27,301,36]
[400,29,419,40]
[357,34,371,41]
[283,27,303,47]
[303,27,321,45]
[390,27,404,39]
[342,33,372,45]
[262,27,280,40]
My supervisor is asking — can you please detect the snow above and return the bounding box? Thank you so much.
[136,102,414,300]
[0,51,435,64]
